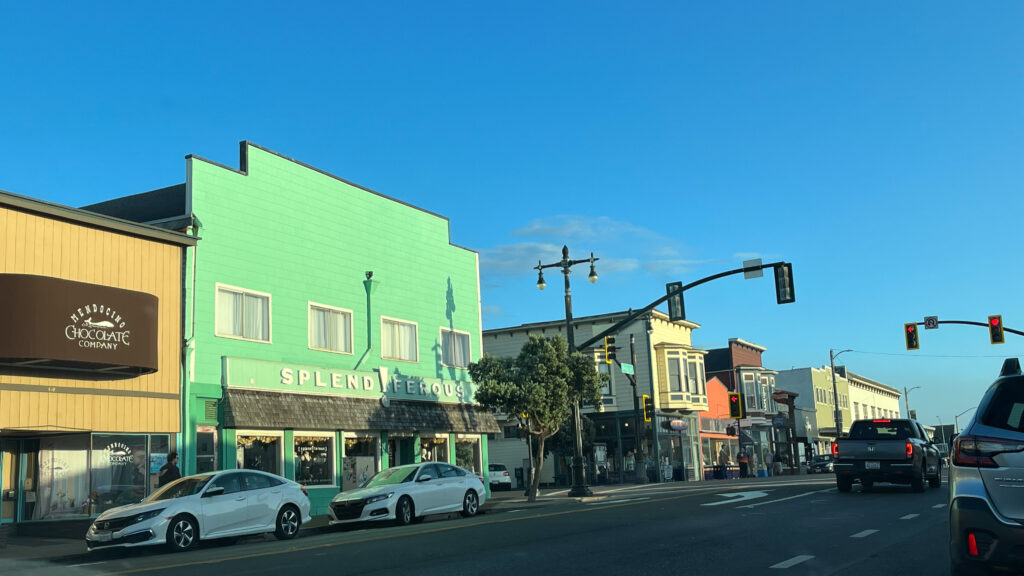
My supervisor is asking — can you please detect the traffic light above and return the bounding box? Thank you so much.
[774,263,795,305]
[728,392,744,419]
[642,394,653,422]
[666,281,686,321]
[989,315,1005,345]
[604,335,617,363]
[904,323,919,350]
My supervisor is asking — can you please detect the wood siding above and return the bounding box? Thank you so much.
[0,207,183,433]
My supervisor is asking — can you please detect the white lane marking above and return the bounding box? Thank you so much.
[932,504,946,509]
[771,555,814,569]
[900,514,919,520]
[586,497,650,506]
[851,529,878,538]
[69,562,107,567]
[702,491,771,506]
[737,488,834,509]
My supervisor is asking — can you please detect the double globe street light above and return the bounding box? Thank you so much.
[536,245,598,497]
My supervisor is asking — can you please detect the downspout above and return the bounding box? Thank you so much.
[181,214,201,475]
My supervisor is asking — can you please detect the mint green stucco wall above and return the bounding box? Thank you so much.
[179,144,484,500]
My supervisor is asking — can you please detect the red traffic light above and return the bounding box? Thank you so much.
[991,317,1001,327]
[907,325,916,333]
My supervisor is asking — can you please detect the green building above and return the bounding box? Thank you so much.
[85,141,498,514]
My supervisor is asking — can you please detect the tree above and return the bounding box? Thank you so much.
[468,334,604,502]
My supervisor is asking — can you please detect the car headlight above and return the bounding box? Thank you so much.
[365,493,394,504]
[129,508,165,526]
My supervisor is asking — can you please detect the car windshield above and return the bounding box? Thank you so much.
[812,455,832,464]
[362,466,418,487]
[145,476,213,502]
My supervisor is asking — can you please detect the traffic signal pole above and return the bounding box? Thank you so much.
[624,334,647,484]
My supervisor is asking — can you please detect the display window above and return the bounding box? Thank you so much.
[420,435,449,463]
[454,435,481,475]
[294,433,334,486]
[236,433,283,476]
[342,436,378,490]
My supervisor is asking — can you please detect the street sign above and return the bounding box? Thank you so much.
[924,316,939,330]
[772,415,788,428]
[743,258,763,279]
[620,362,634,375]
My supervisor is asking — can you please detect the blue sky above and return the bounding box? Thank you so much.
[3,3,1022,429]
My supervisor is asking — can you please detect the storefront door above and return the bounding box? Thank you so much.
[1,440,16,523]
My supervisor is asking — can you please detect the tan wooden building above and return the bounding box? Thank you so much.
[0,190,196,526]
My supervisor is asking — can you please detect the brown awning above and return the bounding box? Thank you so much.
[221,388,500,434]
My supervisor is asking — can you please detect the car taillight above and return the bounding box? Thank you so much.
[831,442,839,457]
[906,442,913,459]
[503,471,509,477]
[953,435,1024,468]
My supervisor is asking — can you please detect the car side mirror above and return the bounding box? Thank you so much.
[203,486,225,498]
[417,475,433,483]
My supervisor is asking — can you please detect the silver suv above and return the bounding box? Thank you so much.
[949,358,1024,575]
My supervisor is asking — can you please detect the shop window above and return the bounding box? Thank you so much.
[148,435,171,494]
[91,434,148,516]
[294,435,334,486]
[382,317,418,362]
[236,434,282,475]
[440,328,471,368]
[420,437,449,463]
[343,437,378,489]
[455,438,481,475]
[196,430,217,473]
[29,436,92,519]
[309,303,353,354]
[216,284,271,342]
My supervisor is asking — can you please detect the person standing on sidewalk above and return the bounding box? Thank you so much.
[738,449,749,478]
[717,445,729,479]
[158,452,181,487]
[765,450,774,477]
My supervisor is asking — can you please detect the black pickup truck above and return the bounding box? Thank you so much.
[832,418,942,492]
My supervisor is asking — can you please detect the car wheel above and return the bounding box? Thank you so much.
[166,515,198,552]
[461,490,479,517]
[836,477,853,492]
[274,505,301,540]
[911,464,926,493]
[395,496,414,526]
[929,462,942,488]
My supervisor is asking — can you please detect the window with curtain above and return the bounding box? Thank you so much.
[216,285,270,342]
[309,304,352,354]
[382,318,418,362]
[667,352,684,393]
[440,328,470,368]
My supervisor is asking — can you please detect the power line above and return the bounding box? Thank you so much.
[834,349,1021,360]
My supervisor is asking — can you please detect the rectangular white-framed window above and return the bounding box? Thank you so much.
[216,283,271,343]
[309,302,353,354]
[687,361,700,395]
[293,432,336,487]
[440,327,471,368]
[667,351,685,393]
[382,317,418,362]
[236,430,283,475]
[596,354,612,396]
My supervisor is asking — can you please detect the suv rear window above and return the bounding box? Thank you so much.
[489,464,506,471]
[982,380,1024,432]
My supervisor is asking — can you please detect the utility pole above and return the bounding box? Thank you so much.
[626,333,647,483]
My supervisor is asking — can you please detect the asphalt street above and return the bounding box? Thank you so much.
[4,476,952,576]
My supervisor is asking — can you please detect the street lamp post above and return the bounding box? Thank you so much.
[904,386,921,419]
[829,349,852,438]
[535,245,598,498]
[955,407,977,434]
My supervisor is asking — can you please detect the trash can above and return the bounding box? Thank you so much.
[514,467,524,490]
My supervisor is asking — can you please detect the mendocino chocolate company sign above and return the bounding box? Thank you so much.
[0,274,158,374]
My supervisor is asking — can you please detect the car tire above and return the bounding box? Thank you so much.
[929,462,942,488]
[166,515,198,552]
[274,505,301,540]
[395,496,414,526]
[461,490,479,517]
[837,477,853,492]
[911,464,926,493]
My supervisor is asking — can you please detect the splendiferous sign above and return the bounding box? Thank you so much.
[0,274,158,374]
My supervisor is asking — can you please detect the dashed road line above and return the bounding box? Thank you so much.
[586,497,650,506]
[932,504,946,509]
[900,514,919,520]
[851,529,878,538]
[771,555,814,569]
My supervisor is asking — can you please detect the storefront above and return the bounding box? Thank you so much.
[217,358,498,515]
[0,191,194,526]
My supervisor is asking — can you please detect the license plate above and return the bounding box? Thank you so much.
[91,531,112,542]
[865,461,880,470]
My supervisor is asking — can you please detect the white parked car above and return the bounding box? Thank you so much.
[488,463,513,490]
[329,462,486,526]
[86,470,312,552]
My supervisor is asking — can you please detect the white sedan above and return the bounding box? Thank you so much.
[86,470,312,552]
[328,462,485,526]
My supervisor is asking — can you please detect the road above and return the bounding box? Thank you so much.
[18,475,951,575]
